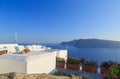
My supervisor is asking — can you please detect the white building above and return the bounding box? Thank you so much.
[0,44,67,74]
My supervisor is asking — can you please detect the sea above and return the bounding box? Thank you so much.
[44,44,120,67]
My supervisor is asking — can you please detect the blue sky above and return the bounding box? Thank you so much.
[0,0,120,44]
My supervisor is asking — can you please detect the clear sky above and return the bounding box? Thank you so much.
[0,0,120,44]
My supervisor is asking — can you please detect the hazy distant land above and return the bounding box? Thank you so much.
[61,39,120,48]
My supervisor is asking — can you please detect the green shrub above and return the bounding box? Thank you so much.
[67,57,79,64]
[79,58,85,65]
[101,61,114,69]
[56,57,65,63]
[102,61,120,79]
[53,71,66,76]
[85,60,97,66]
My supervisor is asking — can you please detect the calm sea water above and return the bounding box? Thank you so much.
[44,44,120,66]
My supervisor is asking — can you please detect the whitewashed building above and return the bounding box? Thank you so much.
[0,44,67,74]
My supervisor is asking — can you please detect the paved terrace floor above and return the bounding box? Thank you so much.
[56,68,100,79]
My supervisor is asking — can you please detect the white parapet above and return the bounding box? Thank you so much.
[0,44,18,48]
[25,45,51,52]
[55,50,68,60]
[25,46,33,50]
[6,46,18,53]
[17,45,25,51]
[0,44,19,53]
[0,44,52,53]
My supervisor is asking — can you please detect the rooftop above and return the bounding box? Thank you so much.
[0,50,57,62]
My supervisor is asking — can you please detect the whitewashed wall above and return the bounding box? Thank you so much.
[18,45,25,51]
[56,50,68,60]
[0,52,56,74]
[26,52,56,74]
[0,59,26,74]
[0,44,19,53]
[25,45,48,51]
[6,46,17,53]
[0,44,18,48]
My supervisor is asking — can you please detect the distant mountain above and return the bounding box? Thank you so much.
[61,39,120,48]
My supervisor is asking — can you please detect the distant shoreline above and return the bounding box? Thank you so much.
[61,39,120,48]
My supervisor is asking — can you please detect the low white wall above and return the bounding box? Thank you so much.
[0,44,19,53]
[18,45,25,51]
[6,46,17,53]
[56,50,68,60]
[25,45,48,52]
[0,44,18,48]
[0,59,26,74]
[26,52,56,74]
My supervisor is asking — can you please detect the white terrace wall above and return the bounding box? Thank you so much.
[26,52,56,74]
[0,59,26,74]
[0,52,56,74]
[56,50,68,60]
[0,44,18,48]
[0,44,19,53]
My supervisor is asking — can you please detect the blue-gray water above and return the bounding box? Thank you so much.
[44,44,120,66]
